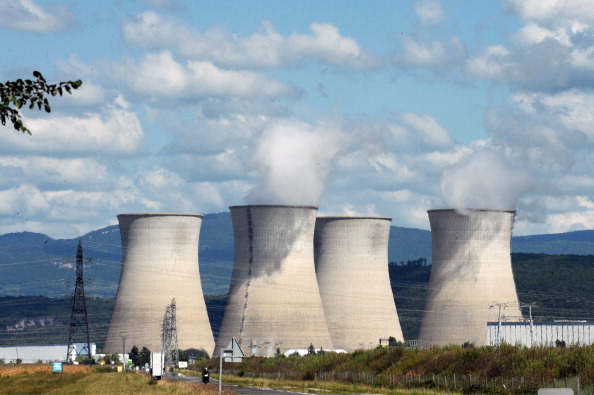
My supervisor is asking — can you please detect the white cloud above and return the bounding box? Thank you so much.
[0,96,144,156]
[401,113,452,148]
[0,157,111,190]
[107,51,299,100]
[504,0,594,25]
[123,13,381,69]
[0,0,76,33]
[395,36,466,68]
[415,0,446,26]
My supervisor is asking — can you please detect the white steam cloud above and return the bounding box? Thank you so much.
[439,93,590,222]
[245,119,345,206]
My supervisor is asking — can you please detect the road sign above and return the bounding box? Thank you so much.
[224,337,244,362]
[52,362,63,373]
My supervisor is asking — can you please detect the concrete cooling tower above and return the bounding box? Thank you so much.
[418,209,522,346]
[314,216,404,351]
[103,214,215,356]
[215,205,333,356]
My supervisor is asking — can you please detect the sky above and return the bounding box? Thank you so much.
[1,0,594,238]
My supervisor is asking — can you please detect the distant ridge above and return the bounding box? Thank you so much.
[0,211,592,297]
[512,230,594,255]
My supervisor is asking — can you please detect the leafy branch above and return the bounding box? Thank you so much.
[0,71,82,135]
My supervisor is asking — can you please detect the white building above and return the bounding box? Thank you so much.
[487,322,594,347]
[0,343,96,364]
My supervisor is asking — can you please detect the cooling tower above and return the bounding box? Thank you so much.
[418,209,522,346]
[215,205,333,356]
[103,214,215,355]
[314,216,404,351]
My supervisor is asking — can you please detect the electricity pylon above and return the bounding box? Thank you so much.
[162,298,179,369]
[66,241,92,364]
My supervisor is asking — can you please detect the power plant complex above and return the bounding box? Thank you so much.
[419,209,522,346]
[215,205,334,356]
[99,206,529,357]
[103,214,215,355]
[314,216,404,351]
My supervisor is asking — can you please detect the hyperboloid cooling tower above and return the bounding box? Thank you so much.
[215,205,333,356]
[418,209,522,346]
[103,214,215,355]
[314,216,404,351]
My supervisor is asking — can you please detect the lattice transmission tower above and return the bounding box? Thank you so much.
[162,298,179,369]
[66,241,92,363]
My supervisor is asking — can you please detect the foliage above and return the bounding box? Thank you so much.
[0,71,82,134]
[221,343,594,384]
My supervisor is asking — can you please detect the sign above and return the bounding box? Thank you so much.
[224,337,244,362]
[52,362,63,373]
[178,361,188,369]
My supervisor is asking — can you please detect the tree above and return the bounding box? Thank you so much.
[0,71,82,134]
[129,345,140,366]
[139,347,151,367]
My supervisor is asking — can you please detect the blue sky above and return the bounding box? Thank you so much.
[1,0,594,238]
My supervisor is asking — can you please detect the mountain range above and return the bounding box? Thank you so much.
[0,211,593,298]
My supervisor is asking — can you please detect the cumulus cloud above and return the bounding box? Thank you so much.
[0,96,144,156]
[0,0,76,33]
[106,51,300,100]
[123,12,382,69]
[468,1,594,91]
[0,157,111,190]
[503,0,594,25]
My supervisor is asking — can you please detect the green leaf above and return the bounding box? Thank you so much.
[33,71,46,82]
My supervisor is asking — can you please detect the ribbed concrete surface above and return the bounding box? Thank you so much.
[215,205,333,356]
[103,214,214,356]
[314,216,404,351]
[419,209,522,346]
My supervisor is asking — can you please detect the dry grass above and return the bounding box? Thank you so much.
[0,363,92,377]
[0,365,235,394]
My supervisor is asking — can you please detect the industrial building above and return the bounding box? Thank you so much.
[314,216,404,351]
[103,214,214,356]
[419,209,522,346]
[215,205,333,356]
[0,343,96,364]
[487,322,594,347]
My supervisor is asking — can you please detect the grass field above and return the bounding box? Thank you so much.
[0,364,233,395]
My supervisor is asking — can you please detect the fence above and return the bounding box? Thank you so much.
[225,369,589,394]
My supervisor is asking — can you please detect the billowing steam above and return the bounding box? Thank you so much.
[245,119,345,206]
[439,94,589,222]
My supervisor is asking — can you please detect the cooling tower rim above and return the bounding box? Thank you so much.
[427,208,516,214]
[229,204,319,210]
[316,215,392,221]
[117,213,205,218]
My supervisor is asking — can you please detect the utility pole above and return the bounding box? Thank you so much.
[490,301,516,346]
[66,241,92,364]
[521,303,537,347]
[120,332,127,371]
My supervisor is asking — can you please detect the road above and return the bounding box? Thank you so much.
[165,374,350,395]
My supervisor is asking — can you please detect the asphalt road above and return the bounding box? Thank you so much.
[165,374,350,395]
